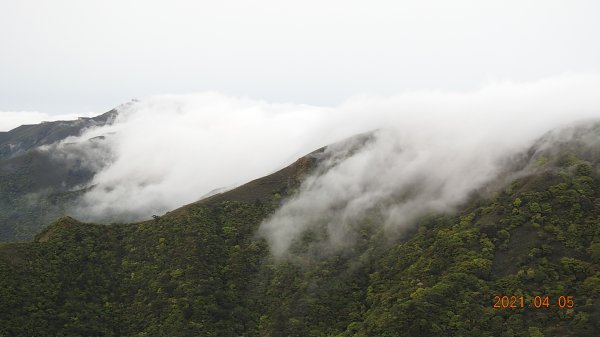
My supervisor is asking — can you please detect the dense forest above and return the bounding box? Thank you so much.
[1,127,600,336]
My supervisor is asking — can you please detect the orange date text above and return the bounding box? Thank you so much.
[493,295,574,309]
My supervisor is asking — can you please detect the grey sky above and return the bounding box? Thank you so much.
[1,0,599,116]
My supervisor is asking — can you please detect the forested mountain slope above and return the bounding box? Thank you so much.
[1,125,599,336]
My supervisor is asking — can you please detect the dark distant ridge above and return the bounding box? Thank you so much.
[0,108,118,241]
[0,109,117,159]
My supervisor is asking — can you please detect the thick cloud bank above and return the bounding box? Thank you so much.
[51,74,600,236]
[66,94,340,221]
[259,73,600,256]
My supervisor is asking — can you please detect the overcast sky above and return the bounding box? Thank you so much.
[1,0,600,119]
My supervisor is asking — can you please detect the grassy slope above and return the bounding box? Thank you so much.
[1,138,599,336]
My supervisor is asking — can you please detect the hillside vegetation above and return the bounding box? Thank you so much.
[1,128,600,336]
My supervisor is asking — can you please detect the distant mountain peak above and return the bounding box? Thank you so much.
[0,109,118,159]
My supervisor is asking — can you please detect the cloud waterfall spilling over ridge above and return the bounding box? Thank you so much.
[258,73,600,256]
[66,93,340,221]
[54,74,600,230]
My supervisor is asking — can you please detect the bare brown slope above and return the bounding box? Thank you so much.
[167,149,323,217]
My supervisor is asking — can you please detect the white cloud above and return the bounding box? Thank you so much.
[66,93,340,221]
[48,74,600,250]
[259,73,600,256]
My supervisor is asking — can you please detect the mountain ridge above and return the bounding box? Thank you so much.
[0,109,117,159]
[1,122,599,336]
